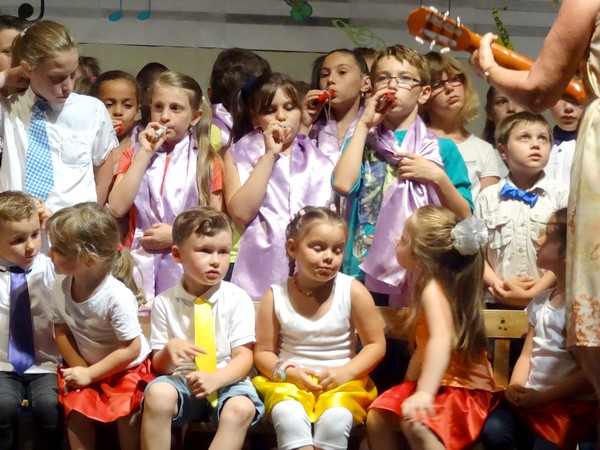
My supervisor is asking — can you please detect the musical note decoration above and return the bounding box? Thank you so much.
[17,0,45,21]
[109,0,152,22]
[332,18,385,49]
[284,0,312,22]
[492,8,513,50]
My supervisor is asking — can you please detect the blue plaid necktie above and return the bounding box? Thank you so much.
[500,183,539,208]
[24,100,54,201]
[8,267,35,374]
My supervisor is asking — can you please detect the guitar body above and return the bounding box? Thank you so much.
[407,6,585,104]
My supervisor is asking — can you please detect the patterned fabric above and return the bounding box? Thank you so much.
[24,100,53,200]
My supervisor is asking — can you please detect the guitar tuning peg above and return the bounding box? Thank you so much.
[456,16,461,27]
[429,40,436,50]
[429,6,438,13]
[443,11,449,19]
[415,36,425,45]
[440,47,450,54]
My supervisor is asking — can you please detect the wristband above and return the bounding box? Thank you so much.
[483,65,498,81]
[271,360,295,382]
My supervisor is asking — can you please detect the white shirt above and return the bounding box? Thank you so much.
[52,274,149,368]
[456,134,500,197]
[150,279,256,377]
[0,254,61,373]
[475,174,568,301]
[546,139,576,187]
[0,88,117,213]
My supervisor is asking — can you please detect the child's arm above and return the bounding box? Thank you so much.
[317,280,386,390]
[94,155,115,206]
[298,89,327,135]
[54,322,88,368]
[332,90,393,195]
[108,123,168,218]
[402,279,454,420]
[492,272,557,307]
[186,343,254,398]
[60,336,141,389]
[151,338,205,375]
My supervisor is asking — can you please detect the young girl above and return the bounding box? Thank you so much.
[482,208,597,450]
[224,73,335,300]
[366,205,502,450]
[253,206,385,450]
[91,70,141,173]
[108,71,223,300]
[422,52,500,196]
[0,20,117,213]
[46,202,151,450]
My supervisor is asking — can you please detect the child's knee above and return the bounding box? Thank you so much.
[143,382,179,416]
[219,396,255,427]
[366,408,394,432]
[0,396,21,426]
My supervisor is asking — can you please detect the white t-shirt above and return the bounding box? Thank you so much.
[0,253,61,373]
[546,139,576,187]
[150,279,256,377]
[456,134,500,197]
[52,274,149,368]
[0,88,117,213]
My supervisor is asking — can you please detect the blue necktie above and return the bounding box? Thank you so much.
[8,267,35,374]
[500,183,539,208]
[24,100,54,201]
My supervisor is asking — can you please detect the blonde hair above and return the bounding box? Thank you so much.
[422,52,479,124]
[46,202,145,306]
[407,205,487,363]
[494,111,552,149]
[172,206,232,247]
[371,44,431,86]
[0,191,37,224]
[151,71,220,206]
[12,20,76,68]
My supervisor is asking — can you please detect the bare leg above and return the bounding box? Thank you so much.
[209,396,255,450]
[366,409,402,450]
[571,346,600,448]
[67,412,96,450]
[399,419,444,450]
[141,383,179,450]
[117,411,142,450]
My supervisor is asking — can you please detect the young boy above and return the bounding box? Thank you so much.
[0,190,62,450]
[332,44,473,307]
[546,95,583,185]
[475,112,569,307]
[141,207,263,450]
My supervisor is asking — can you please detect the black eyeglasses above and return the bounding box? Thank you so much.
[431,74,465,92]
[374,73,422,90]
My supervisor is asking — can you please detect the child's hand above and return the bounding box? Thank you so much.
[505,384,546,409]
[396,153,443,184]
[263,122,290,156]
[401,390,435,421]
[359,89,396,129]
[138,122,168,154]
[140,223,173,251]
[164,338,206,367]
[36,199,50,229]
[186,371,221,398]
[5,65,30,91]
[61,366,93,389]
[301,89,327,127]
[285,367,323,393]
[489,277,535,305]
[112,119,126,136]
[317,367,351,390]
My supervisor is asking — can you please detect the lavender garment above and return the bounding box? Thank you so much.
[130,134,199,299]
[230,130,334,300]
[211,103,233,151]
[360,117,442,298]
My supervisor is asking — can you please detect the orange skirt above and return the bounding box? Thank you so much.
[58,358,155,423]
[369,381,501,450]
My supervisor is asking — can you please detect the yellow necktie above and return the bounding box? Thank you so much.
[194,297,217,406]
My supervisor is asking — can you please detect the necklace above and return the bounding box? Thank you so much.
[293,274,314,297]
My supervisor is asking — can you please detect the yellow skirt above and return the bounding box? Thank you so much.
[252,375,377,423]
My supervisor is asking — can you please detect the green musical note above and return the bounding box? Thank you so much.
[284,0,312,22]
[492,8,514,50]
[331,18,385,49]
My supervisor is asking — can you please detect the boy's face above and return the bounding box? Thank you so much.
[500,122,551,175]
[549,97,582,132]
[0,28,20,72]
[0,215,42,270]
[172,230,232,295]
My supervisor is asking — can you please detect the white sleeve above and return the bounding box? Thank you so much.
[149,295,171,350]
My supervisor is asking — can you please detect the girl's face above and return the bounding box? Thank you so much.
[254,88,301,146]
[549,98,583,132]
[151,84,202,143]
[535,223,564,274]
[427,71,465,117]
[500,122,551,174]
[97,79,139,139]
[395,215,416,270]
[487,91,524,126]
[48,244,82,276]
[26,47,79,104]
[0,28,20,72]
[318,51,369,109]
[287,223,346,284]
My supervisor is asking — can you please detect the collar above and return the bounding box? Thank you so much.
[174,278,220,306]
[0,256,34,274]
[553,125,577,146]
[505,172,548,195]
[24,86,66,113]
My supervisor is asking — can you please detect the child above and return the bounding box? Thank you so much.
[422,52,500,196]
[475,112,568,307]
[253,206,385,450]
[225,73,335,300]
[108,71,223,300]
[0,20,117,212]
[136,62,168,127]
[141,207,263,450]
[482,208,597,450]
[91,70,141,173]
[546,95,583,185]
[0,15,27,91]
[482,86,525,179]
[366,205,501,450]
[46,202,151,450]
[73,56,101,96]
[0,191,62,450]
[332,44,472,305]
